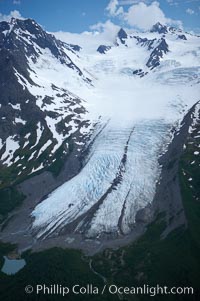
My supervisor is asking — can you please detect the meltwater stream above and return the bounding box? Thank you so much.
[31,118,170,239]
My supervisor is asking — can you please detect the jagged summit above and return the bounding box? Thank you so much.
[0,18,48,40]
[118,28,128,39]
[117,28,128,44]
[0,18,81,55]
[150,22,168,34]
[10,17,41,32]
[0,18,88,84]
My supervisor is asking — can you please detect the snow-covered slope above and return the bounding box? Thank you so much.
[0,18,93,184]
[0,19,199,240]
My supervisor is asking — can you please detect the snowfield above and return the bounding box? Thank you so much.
[31,26,200,239]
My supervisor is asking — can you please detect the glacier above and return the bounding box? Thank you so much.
[26,24,200,239]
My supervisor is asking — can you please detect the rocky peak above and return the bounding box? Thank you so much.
[150,22,168,34]
[117,28,128,44]
[0,18,81,56]
[11,18,43,34]
[97,45,111,54]
[0,18,89,84]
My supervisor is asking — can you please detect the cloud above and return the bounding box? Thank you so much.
[105,0,182,31]
[186,8,195,15]
[54,20,120,54]
[166,0,179,6]
[90,20,120,40]
[119,0,150,4]
[124,1,182,30]
[0,10,23,22]
[185,0,200,3]
[106,0,124,16]
[106,0,118,15]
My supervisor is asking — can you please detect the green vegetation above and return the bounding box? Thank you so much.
[18,120,38,148]
[0,242,16,269]
[0,187,25,222]
[0,125,56,189]
[0,127,70,220]
[179,117,200,246]
[0,246,112,301]
[48,137,74,177]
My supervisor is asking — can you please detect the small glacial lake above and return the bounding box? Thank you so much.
[1,256,26,275]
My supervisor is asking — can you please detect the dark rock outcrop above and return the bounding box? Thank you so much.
[97,45,111,54]
[178,34,187,40]
[117,28,128,45]
[146,38,169,69]
[134,36,156,50]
